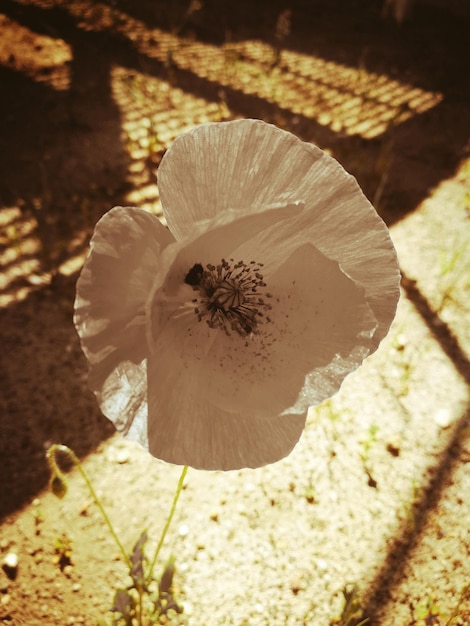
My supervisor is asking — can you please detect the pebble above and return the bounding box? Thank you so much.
[290,575,305,595]
[34,552,43,564]
[434,408,454,428]
[115,449,130,464]
[2,552,18,579]
[394,334,407,351]
[316,558,328,571]
[386,438,401,457]
[106,446,130,464]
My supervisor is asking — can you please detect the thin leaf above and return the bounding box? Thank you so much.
[111,588,133,615]
[130,530,148,591]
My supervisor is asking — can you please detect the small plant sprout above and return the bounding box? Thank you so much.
[360,424,380,462]
[414,596,441,625]
[330,584,369,626]
[322,399,342,424]
[399,478,422,532]
[462,190,470,214]
[32,501,44,536]
[359,424,380,488]
[412,583,470,626]
[46,444,187,625]
[304,477,317,505]
[438,244,467,311]
[389,330,418,398]
[107,535,183,626]
[53,533,73,570]
[446,580,470,625]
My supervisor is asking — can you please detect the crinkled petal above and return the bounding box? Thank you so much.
[146,345,307,470]
[158,119,313,240]
[293,144,400,347]
[148,201,304,340]
[145,240,377,469]
[158,119,400,349]
[74,206,174,436]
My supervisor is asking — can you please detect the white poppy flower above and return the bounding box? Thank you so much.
[74,119,400,470]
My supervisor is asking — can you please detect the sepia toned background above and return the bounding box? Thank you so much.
[1,1,469,624]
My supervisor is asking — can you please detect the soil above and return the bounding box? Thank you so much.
[1,1,470,625]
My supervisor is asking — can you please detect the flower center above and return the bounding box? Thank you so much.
[184,258,272,337]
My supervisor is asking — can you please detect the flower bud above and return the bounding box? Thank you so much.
[51,474,68,499]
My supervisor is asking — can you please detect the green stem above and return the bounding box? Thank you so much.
[137,587,144,626]
[46,444,132,570]
[147,465,188,581]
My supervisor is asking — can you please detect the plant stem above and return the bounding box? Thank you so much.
[138,588,144,626]
[147,465,188,581]
[46,444,131,569]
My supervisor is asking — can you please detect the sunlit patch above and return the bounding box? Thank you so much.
[0,205,89,308]
[9,0,443,141]
[105,8,444,141]
[110,65,227,217]
[0,15,72,91]
[0,206,42,307]
[168,39,443,139]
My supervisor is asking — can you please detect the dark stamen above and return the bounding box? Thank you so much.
[185,259,272,337]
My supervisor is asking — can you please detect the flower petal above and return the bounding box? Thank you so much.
[146,345,307,470]
[158,119,399,349]
[147,201,304,342]
[74,207,174,435]
[145,241,376,469]
[157,119,313,240]
[292,144,400,347]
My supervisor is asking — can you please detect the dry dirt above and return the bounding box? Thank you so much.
[1,1,470,625]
